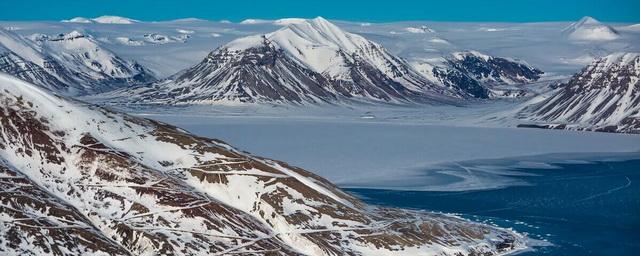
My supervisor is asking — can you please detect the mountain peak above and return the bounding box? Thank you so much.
[224,17,368,75]
[272,17,332,26]
[310,16,331,25]
[576,16,600,25]
[225,17,355,51]
[563,16,618,41]
[281,16,363,53]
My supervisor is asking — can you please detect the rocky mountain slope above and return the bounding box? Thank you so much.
[0,72,525,255]
[518,52,639,133]
[412,51,543,98]
[109,17,467,105]
[448,51,543,86]
[0,28,153,95]
[0,43,69,92]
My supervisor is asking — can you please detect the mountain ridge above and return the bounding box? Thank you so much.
[0,28,154,95]
[103,17,542,105]
[518,52,640,133]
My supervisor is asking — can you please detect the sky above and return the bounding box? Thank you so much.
[1,0,639,23]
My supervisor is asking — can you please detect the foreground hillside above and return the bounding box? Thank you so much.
[0,72,524,255]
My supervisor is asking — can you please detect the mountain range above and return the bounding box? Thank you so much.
[62,16,140,24]
[104,17,542,105]
[109,17,459,105]
[0,28,153,95]
[1,16,638,134]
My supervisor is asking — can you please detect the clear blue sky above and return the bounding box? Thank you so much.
[1,0,639,23]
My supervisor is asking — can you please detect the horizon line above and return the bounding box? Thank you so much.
[2,15,636,25]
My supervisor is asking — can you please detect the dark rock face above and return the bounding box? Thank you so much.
[413,51,543,99]
[167,41,337,103]
[431,65,491,98]
[448,52,543,86]
[520,53,640,134]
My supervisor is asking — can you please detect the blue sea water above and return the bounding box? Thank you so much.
[346,159,640,255]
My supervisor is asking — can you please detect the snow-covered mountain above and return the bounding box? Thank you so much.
[412,51,543,98]
[519,52,640,133]
[0,28,153,95]
[92,15,140,24]
[23,15,635,82]
[448,51,543,86]
[0,72,525,255]
[62,15,139,24]
[111,17,463,105]
[562,16,619,41]
[448,51,543,97]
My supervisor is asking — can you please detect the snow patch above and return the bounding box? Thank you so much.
[176,29,194,34]
[429,38,451,44]
[114,37,146,46]
[61,17,93,23]
[405,26,435,33]
[273,18,307,25]
[239,19,270,25]
[92,15,139,24]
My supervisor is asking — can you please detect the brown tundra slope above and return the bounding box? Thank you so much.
[0,72,525,255]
